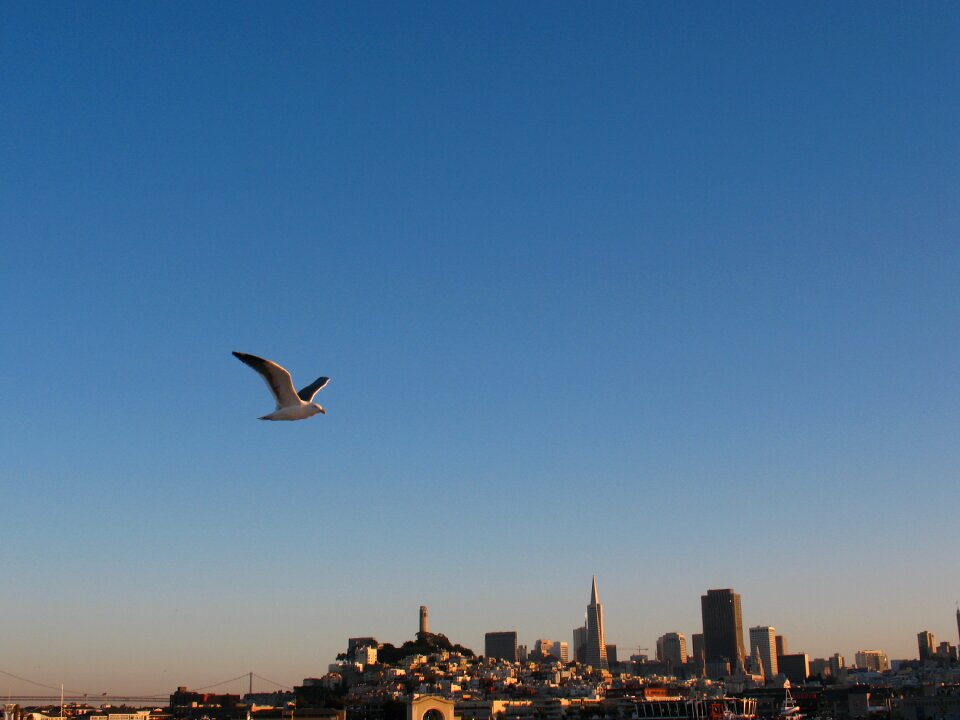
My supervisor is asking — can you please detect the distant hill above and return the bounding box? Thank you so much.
[376,631,475,664]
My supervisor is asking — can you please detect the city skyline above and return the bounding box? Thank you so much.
[3,583,959,696]
[2,0,959,697]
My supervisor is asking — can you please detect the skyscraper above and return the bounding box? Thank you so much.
[584,576,608,670]
[701,588,745,678]
[605,644,617,665]
[779,653,810,685]
[656,632,688,670]
[485,631,518,662]
[918,631,935,661]
[749,626,779,679]
[691,633,706,677]
[573,624,588,663]
[775,635,788,657]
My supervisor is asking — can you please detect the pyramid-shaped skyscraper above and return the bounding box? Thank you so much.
[584,575,608,670]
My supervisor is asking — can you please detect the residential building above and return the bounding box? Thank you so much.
[854,650,889,672]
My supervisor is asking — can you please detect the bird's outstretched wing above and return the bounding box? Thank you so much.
[233,352,300,409]
[297,376,330,402]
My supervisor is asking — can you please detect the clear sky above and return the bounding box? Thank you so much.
[2,0,959,697]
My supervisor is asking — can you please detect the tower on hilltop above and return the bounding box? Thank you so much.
[584,576,608,670]
[420,605,429,635]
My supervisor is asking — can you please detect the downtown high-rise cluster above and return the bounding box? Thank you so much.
[482,580,960,686]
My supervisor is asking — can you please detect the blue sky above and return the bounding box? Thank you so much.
[2,0,958,696]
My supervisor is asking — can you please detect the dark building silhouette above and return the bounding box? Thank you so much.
[606,643,618,665]
[779,653,810,685]
[776,634,788,657]
[573,624,587,663]
[691,633,705,676]
[701,588,745,678]
[485,631,519,661]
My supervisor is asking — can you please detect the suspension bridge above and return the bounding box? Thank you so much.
[0,670,292,706]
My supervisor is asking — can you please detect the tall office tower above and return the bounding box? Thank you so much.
[918,631,935,661]
[656,633,688,669]
[605,644,617,665]
[775,635,788,657]
[956,607,959,646]
[553,641,570,663]
[485,631,519,662]
[829,653,845,677]
[779,653,809,685]
[584,576,609,669]
[749,626,779,679]
[419,605,429,635]
[573,624,588,663]
[692,633,706,676]
[518,644,528,662]
[701,589,745,677]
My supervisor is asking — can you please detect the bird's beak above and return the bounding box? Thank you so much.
[318,407,326,414]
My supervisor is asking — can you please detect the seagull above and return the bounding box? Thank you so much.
[233,351,330,421]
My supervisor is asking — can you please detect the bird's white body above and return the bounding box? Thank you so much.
[260,403,325,422]
[233,351,329,422]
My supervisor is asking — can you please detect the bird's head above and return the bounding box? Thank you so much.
[312,403,326,415]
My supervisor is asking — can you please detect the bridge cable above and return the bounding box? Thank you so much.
[251,674,291,690]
